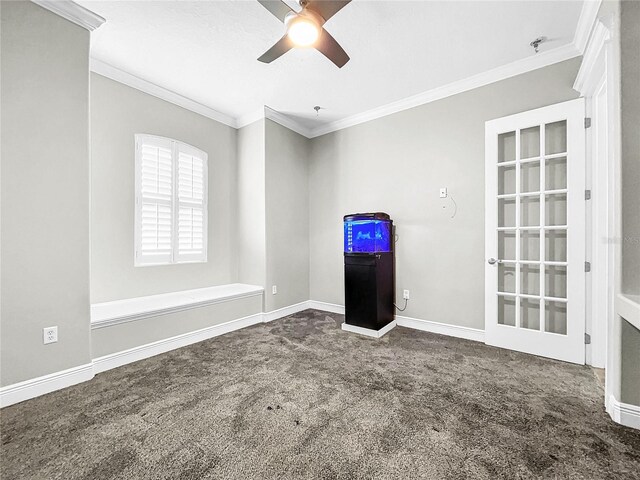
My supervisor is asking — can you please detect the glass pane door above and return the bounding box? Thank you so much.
[485,99,585,364]
[496,122,569,334]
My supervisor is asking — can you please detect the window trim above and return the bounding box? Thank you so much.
[134,134,208,267]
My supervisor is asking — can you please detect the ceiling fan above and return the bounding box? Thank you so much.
[257,0,351,68]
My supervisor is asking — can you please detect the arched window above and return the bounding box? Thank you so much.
[134,134,208,266]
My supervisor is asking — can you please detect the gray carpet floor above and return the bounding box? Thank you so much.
[2,309,639,479]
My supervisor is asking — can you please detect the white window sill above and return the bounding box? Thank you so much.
[134,258,207,268]
[91,283,264,329]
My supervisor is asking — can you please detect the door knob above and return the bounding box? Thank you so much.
[488,258,501,265]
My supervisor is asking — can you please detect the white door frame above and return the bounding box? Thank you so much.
[576,21,612,369]
[573,15,621,414]
[586,75,610,369]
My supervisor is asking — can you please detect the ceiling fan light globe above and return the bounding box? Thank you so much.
[287,18,319,47]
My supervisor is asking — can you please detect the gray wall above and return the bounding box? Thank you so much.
[236,120,267,291]
[265,120,310,312]
[1,1,92,386]
[621,319,640,405]
[597,0,619,20]
[235,118,310,312]
[90,73,238,303]
[308,58,581,329]
[619,0,640,406]
[2,0,633,408]
[620,0,640,297]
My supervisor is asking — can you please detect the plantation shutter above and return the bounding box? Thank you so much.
[134,135,208,266]
[176,143,207,262]
[135,135,174,265]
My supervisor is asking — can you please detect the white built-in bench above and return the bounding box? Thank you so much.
[91,283,264,329]
[90,284,265,371]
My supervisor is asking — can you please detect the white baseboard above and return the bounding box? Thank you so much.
[308,300,345,315]
[342,320,396,338]
[2,303,310,408]
[263,301,310,323]
[93,312,264,374]
[0,363,94,408]
[1,300,485,409]
[395,315,485,343]
[608,395,640,430]
[309,300,484,343]
[95,301,311,375]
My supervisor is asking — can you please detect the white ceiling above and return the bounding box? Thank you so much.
[80,0,585,131]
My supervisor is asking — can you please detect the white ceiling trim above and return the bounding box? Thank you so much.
[90,58,237,128]
[236,107,313,137]
[90,42,583,140]
[264,107,313,138]
[31,0,105,31]
[306,42,581,138]
[236,109,266,130]
[82,1,601,140]
[573,0,603,55]
[573,20,610,95]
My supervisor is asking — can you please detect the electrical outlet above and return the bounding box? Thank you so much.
[43,326,58,344]
[272,285,277,295]
[439,187,448,198]
[403,290,410,300]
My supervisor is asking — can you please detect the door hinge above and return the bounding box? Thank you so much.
[585,189,592,200]
[584,117,592,129]
[585,261,591,272]
[585,333,591,344]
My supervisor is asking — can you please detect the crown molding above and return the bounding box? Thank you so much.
[573,0,603,55]
[264,107,313,137]
[251,2,600,139]
[89,2,592,140]
[93,39,580,139]
[90,58,237,128]
[31,0,105,31]
[573,20,610,95]
[307,42,581,138]
[236,107,312,138]
[236,109,266,129]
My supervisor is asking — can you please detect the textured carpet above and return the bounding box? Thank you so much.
[2,309,639,479]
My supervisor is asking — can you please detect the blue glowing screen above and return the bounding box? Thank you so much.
[344,220,392,253]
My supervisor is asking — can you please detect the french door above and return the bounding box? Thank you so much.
[485,99,586,364]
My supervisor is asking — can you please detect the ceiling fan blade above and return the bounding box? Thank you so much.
[306,0,351,21]
[258,35,295,63]
[257,0,293,22]
[315,29,350,68]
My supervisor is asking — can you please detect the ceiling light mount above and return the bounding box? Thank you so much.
[257,0,351,68]
[285,9,323,47]
[530,36,546,54]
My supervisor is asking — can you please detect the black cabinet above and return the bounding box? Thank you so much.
[343,213,394,332]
